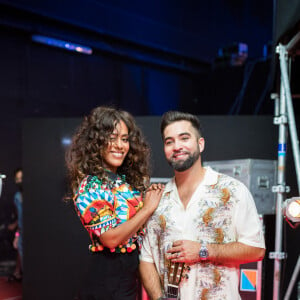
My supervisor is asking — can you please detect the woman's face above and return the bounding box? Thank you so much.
[102,120,130,173]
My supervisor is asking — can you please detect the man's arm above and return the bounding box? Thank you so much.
[139,261,163,300]
[208,241,265,265]
[167,240,265,265]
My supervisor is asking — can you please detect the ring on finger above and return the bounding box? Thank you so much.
[176,252,180,258]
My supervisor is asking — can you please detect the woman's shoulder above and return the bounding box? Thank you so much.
[75,175,104,198]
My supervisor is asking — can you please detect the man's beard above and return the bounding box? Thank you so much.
[167,149,200,172]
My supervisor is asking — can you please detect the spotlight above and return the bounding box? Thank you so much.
[32,35,93,55]
[283,197,300,227]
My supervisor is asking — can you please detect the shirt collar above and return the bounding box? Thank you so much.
[104,169,123,182]
[164,166,218,193]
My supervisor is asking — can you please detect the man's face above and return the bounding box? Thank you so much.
[163,120,205,172]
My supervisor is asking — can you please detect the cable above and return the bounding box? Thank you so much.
[253,61,274,114]
[228,60,256,115]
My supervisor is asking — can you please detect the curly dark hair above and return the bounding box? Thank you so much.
[66,106,150,195]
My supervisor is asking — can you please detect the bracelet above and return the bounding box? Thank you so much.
[15,231,20,237]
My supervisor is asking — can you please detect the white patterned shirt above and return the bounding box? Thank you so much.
[140,167,265,300]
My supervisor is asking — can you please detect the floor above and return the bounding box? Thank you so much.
[0,260,22,300]
[0,276,22,300]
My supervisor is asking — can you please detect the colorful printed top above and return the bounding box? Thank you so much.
[74,171,145,253]
[140,167,265,300]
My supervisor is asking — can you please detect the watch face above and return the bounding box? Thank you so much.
[199,247,208,260]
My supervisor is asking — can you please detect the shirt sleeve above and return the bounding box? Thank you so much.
[75,185,119,236]
[234,183,266,249]
[139,222,155,263]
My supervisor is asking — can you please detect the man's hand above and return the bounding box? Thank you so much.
[166,240,201,264]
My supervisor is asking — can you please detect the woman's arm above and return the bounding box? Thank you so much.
[100,188,163,249]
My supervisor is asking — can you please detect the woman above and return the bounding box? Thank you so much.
[66,106,163,300]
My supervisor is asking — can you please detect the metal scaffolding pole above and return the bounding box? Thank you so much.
[284,255,300,300]
[272,78,288,300]
[278,43,300,194]
[272,35,300,299]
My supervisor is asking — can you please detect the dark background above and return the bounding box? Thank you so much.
[1,0,300,193]
[0,0,300,299]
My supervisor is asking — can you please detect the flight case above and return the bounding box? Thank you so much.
[203,158,277,215]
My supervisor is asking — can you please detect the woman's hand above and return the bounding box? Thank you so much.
[147,183,164,191]
[143,184,164,214]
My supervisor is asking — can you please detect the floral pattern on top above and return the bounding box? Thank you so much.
[74,171,145,253]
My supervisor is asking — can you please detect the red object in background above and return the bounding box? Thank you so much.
[0,276,22,300]
[140,285,149,300]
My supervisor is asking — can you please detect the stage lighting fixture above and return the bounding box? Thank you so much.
[0,174,6,198]
[32,35,93,55]
[283,197,300,226]
[215,42,248,67]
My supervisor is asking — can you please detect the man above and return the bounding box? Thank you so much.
[139,111,265,300]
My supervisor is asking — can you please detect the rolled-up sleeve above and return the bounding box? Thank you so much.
[234,184,266,249]
[139,223,155,263]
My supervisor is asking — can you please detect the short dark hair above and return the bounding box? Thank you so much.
[160,111,202,138]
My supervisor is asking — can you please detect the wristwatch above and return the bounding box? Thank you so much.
[199,241,209,261]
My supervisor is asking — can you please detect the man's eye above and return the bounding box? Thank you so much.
[122,138,129,142]
[165,140,172,145]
